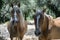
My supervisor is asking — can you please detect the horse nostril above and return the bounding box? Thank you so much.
[14,21,18,23]
[35,30,41,36]
[12,20,14,24]
[15,19,18,23]
[12,20,18,24]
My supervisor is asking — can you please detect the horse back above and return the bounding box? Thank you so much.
[53,17,60,27]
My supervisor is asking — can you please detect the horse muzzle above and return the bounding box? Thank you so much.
[12,19,19,25]
[35,29,41,36]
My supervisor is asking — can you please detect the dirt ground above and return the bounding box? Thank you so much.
[0,21,60,40]
[0,23,38,40]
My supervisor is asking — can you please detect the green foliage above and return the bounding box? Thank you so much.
[0,0,4,10]
[0,0,4,23]
[0,0,60,23]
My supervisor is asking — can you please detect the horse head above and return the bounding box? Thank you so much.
[33,9,46,36]
[10,3,20,26]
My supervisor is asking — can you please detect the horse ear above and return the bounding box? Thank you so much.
[17,3,20,7]
[42,8,46,14]
[10,3,13,7]
[43,8,46,13]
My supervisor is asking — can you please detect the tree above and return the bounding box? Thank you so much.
[0,0,4,10]
[46,0,60,17]
[0,0,4,23]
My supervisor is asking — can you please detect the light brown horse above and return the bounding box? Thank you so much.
[33,9,52,40]
[50,17,60,39]
[7,3,27,40]
[53,17,60,27]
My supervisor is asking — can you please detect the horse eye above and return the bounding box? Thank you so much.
[16,10,20,13]
[11,10,14,13]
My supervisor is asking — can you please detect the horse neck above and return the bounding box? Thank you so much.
[19,12,25,27]
[42,15,49,31]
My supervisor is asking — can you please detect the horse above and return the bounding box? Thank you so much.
[53,17,60,27]
[7,3,27,40]
[33,9,52,40]
[50,17,60,39]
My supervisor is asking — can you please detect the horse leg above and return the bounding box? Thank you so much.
[19,36,23,40]
[10,37,13,40]
[16,37,18,40]
[10,34,13,40]
[20,38,23,40]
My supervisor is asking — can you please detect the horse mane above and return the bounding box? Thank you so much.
[19,10,25,27]
[44,13,54,30]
